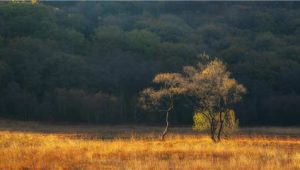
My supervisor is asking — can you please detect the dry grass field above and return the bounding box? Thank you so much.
[0,119,300,170]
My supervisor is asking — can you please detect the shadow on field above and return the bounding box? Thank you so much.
[0,119,299,140]
[0,119,201,140]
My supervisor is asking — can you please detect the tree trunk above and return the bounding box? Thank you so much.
[161,102,173,140]
[161,110,169,140]
[217,112,224,142]
[210,119,217,142]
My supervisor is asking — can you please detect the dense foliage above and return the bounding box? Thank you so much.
[0,2,299,126]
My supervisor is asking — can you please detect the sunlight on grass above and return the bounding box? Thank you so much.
[0,131,299,170]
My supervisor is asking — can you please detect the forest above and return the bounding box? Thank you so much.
[0,1,299,126]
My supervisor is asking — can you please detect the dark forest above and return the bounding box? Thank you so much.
[0,1,299,126]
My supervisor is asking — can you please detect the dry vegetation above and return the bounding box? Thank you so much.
[0,120,300,170]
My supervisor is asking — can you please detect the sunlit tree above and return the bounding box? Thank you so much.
[186,59,246,142]
[31,0,37,5]
[139,73,186,140]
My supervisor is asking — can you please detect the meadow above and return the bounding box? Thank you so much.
[0,119,300,170]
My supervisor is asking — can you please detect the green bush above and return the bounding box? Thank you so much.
[193,110,239,135]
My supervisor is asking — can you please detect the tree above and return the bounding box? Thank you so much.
[126,29,160,57]
[139,73,186,140]
[186,59,246,142]
[93,26,126,52]
[31,0,37,5]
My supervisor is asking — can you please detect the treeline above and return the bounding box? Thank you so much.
[0,2,299,126]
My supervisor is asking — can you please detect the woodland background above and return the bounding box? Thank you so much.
[0,2,299,126]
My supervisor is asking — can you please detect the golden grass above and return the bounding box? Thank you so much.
[0,120,300,170]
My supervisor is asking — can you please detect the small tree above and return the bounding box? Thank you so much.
[139,73,186,140]
[186,59,246,142]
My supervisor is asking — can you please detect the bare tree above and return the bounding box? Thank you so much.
[139,73,186,140]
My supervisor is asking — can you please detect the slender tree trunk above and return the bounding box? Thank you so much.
[210,119,217,142]
[217,112,224,142]
[161,110,169,140]
[161,101,173,140]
